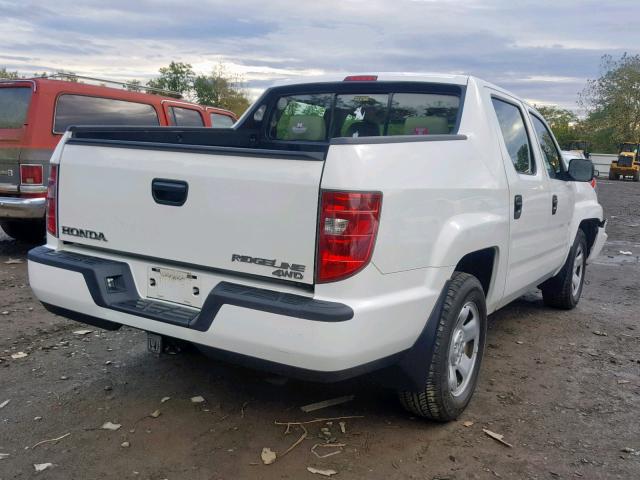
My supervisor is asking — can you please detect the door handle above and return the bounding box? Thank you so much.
[552,195,558,215]
[151,178,189,206]
[514,195,523,219]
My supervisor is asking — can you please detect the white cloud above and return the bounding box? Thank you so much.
[1,0,639,110]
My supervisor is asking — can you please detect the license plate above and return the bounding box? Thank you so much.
[147,332,163,354]
[147,266,202,307]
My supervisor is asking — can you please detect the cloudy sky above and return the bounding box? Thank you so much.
[1,0,639,110]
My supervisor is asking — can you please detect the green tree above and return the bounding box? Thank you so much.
[146,61,194,97]
[535,105,578,148]
[579,53,640,152]
[193,64,250,116]
[126,79,142,92]
[0,67,19,79]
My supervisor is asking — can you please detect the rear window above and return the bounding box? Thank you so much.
[169,107,204,127]
[209,112,235,128]
[272,94,333,141]
[0,87,32,129]
[269,90,460,141]
[54,95,159,133]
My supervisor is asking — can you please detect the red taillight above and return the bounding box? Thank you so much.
[343,75,378,82]
[316,191,382,283]
[20,164,43,185]
[590,178,597,188]
[46,165,58,236]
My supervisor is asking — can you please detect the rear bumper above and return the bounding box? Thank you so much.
[0,196,46,219]
[28,246,447,387]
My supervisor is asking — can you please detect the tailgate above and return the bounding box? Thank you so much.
[57,143,323,285]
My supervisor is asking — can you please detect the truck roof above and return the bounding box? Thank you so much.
[269,73,524,102]
[271,72,471,87]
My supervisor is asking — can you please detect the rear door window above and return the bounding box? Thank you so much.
[0,87,32,129]
[169,106,204,127]
[491,98,535,175]
[54,95,159,133]
[209,112,235,128]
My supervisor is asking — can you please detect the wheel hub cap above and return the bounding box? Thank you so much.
[572,245,584,297]
[448,301,480,397]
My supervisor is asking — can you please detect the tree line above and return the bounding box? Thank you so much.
[3,54,640,149]
[535,54,640,154]
[0,62,250,117]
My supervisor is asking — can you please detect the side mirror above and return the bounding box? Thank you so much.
[567,158,594,182]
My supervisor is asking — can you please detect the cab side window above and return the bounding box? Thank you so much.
[530,114,563,179]
[491,98,535,175]
[169,107,204,127]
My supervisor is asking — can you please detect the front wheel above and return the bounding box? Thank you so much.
[397,272,487,421]
[633,171,639,182]
[540,230,587,309]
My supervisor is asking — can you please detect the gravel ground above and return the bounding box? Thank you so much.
[0,179,638,480]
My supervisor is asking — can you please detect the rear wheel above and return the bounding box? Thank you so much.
[0,219,45,243]
[397,272,487,421]
[540,230,587,309]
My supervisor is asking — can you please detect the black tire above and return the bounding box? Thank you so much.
[540,230,587,309]
[397,272,487,422]
[608,171,615,180]
[634,171,639,182]
[0,219,45,243]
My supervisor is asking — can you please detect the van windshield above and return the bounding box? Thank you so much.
[0,87,32,129]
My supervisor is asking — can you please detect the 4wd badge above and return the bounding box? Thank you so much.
[232,254,305,280]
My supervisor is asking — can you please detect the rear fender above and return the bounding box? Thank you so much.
[430,213,508,268]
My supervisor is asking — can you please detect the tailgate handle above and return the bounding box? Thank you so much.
[151,179,188,206]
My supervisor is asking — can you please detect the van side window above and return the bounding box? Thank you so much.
[491,98,535,175]
[54,95,159,133]
[0,87,32,129]
[210,112,234,128]
[169,107,204,127]
[530,114,563,179]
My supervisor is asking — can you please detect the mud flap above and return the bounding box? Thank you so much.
[373,281,450,391]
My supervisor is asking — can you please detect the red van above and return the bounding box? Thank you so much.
[0,76,237,241]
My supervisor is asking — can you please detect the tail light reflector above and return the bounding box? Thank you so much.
[20,164,43,185]
[316,191,382,283]
[46,165,58,236]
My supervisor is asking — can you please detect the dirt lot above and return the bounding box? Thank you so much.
[1,180,639,480]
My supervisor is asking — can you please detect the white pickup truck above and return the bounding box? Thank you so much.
[28,74,606,421]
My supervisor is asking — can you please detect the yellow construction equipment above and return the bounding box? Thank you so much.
[609,142,640,181]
